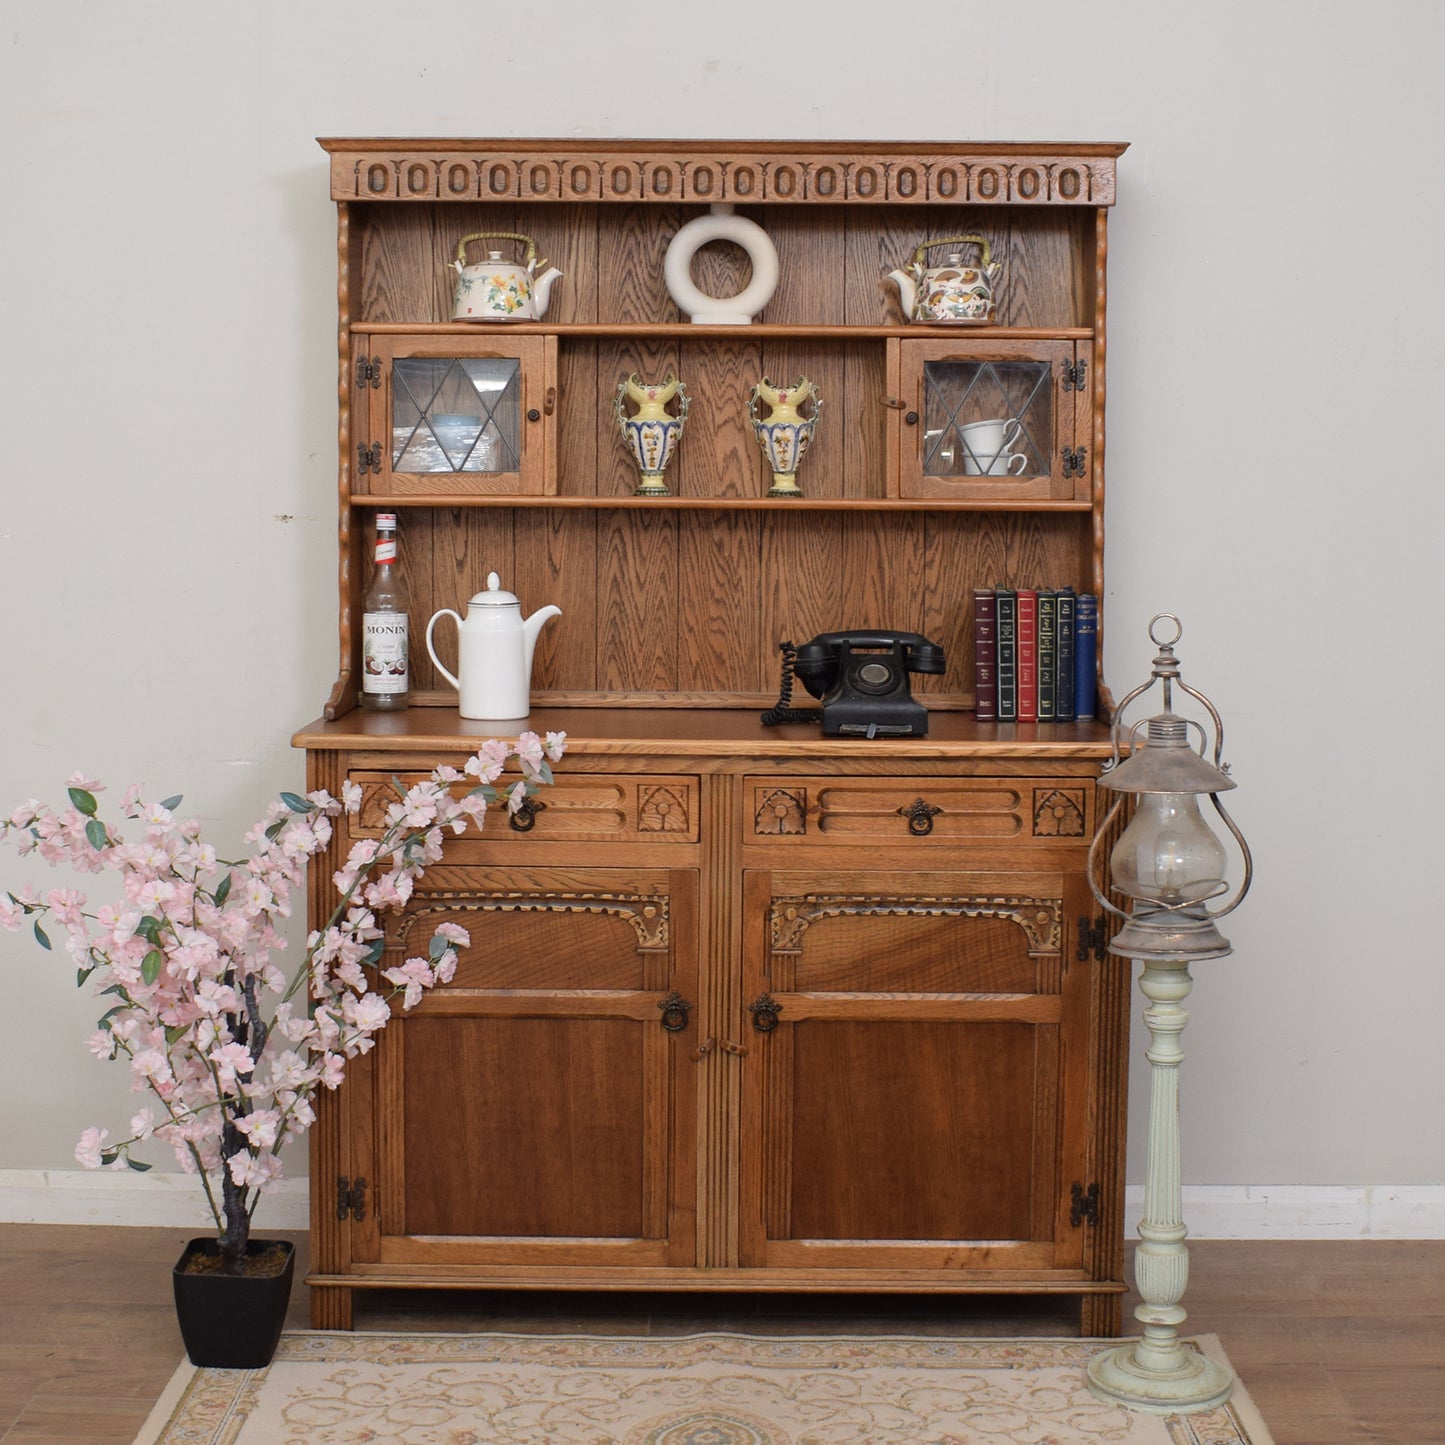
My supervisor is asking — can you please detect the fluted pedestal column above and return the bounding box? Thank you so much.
[1087,957,1233,1414]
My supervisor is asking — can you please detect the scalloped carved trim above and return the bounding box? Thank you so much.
[332,151,1117,207]
[398,890,670,951]
[769,893,1062,956]
[754,788,807,836]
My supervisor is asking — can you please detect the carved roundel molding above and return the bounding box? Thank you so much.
[398,891,670,952]
[664,204,780,324]
[769,893,1062,957]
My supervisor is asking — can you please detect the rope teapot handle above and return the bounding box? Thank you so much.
[910,234,994,269]
[454,232,543,268]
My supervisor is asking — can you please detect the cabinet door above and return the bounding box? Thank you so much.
[739,869,1093,1274]
[890,338,1091,502]
[345,865,697,1270]
[356,333,557,496]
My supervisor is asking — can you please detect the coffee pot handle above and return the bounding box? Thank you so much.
[425,609,463,692]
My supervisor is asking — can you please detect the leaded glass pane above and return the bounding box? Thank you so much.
[921,361,1051,477]
[391,357,521,474]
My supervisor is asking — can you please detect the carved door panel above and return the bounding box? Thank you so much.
[346,864,697,1270]
[739,868,1093,1274]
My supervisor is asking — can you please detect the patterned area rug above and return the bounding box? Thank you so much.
[134,1331,1274,1445]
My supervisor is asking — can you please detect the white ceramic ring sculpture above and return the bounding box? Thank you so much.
[664,204,780,325]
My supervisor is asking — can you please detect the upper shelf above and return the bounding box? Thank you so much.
[351,323,1096,341]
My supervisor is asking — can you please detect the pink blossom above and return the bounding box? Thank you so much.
[435,921,470,948]
[341,780,363,812]
[506,781,530,814]
[209,1042,255,1082]
[66,772,105,793]
[0,897,23,932]
[76,1127,109,1169]
[236,1110,281,1150]
[514,731,544,772]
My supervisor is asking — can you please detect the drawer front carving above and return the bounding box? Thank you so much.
[746,777,1091,846]
[349,771,698,843]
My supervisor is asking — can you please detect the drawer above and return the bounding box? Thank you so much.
[745,776,1094,847]
[349,771,698,844]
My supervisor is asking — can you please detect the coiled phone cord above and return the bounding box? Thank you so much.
[760,641,821,726]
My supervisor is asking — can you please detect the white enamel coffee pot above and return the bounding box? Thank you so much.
[426,573,561,721]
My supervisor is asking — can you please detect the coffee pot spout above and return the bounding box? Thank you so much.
[523,602,562,674]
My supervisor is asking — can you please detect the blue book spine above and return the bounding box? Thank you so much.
[995,590,1018,722]
[1055,587,1076,722]
[1074,594,1098,721]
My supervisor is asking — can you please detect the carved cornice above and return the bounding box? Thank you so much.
[770,893,1062,957]
[324,143,1119,207]
[399,891,669,952]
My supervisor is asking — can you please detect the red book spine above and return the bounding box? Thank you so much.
[972,588,997,721]
[1016,589,1039,723]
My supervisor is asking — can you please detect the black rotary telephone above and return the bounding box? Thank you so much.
[761,630,946,737]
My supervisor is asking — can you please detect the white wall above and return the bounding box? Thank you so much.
[2,1,1441,1226]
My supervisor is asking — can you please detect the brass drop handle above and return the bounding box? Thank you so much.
[659,991,693,1033]
[896,797,943,836]
[508,796,547,832]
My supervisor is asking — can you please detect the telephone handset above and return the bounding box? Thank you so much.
[761,630,946,737]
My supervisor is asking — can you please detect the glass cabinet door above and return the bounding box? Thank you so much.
[356,334,556,496]
[891,339,1091,502]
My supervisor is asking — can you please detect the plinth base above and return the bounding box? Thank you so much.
[1086,1340,1233,1415]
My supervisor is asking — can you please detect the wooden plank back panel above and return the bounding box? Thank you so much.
[678,512,762,695]
[598,509,679,690]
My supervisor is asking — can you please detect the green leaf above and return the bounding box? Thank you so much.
[67,787,98,817]
[97,1006,124,1030]
[164,1023,188,1046]
[159,795,183,811]
[85,818,108,851]
[141,949,163,986]
[535,761,554,787]
[428,934,450,964]
[363,937,386,967]
[214,873,232,906]
[33,920,51,951]
[137,916,163,946]
[125,1157,152,1173]
[264,820,284,841]
[99,1149,119,1166]
[280,791,313,814]
[76,966,95,987]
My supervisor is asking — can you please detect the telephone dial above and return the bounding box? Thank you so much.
[761,630,946,737]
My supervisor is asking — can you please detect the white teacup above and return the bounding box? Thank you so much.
[958,417,1023,472]
[964,450,1029,476]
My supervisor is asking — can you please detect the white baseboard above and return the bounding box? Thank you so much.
[2,1172,1443,1238]
[1123,1184,1445,1239]
[0,1169,310,1229]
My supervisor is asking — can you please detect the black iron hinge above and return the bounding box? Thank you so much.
[1076,914,1108,963]
[355,354,382,388]
[336,1175,368,1221]
[1070,1181,1100,1228]
[1061,447,1088,478]
[356,441,383,475]
[1061,358,1088,392]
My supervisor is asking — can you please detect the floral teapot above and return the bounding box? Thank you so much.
[887,235,999,324]
[425,572,561,721]
[450,232,563,321]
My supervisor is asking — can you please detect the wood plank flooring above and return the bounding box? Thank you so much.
[0,1225,1439,1442]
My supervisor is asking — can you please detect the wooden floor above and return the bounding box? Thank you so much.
[0,1226,1440,1443]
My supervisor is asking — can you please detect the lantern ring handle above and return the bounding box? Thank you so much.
[1149,612,1183,647]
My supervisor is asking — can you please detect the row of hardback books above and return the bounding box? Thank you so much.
[973,587,1098,723]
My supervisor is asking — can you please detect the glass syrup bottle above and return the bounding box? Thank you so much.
[360,513,410,710]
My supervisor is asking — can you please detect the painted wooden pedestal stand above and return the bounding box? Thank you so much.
[1086,955,1233,1414]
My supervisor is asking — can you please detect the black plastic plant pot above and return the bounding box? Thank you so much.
[172,1237,295,1369]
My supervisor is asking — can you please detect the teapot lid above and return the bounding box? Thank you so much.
[469,571,520,607]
